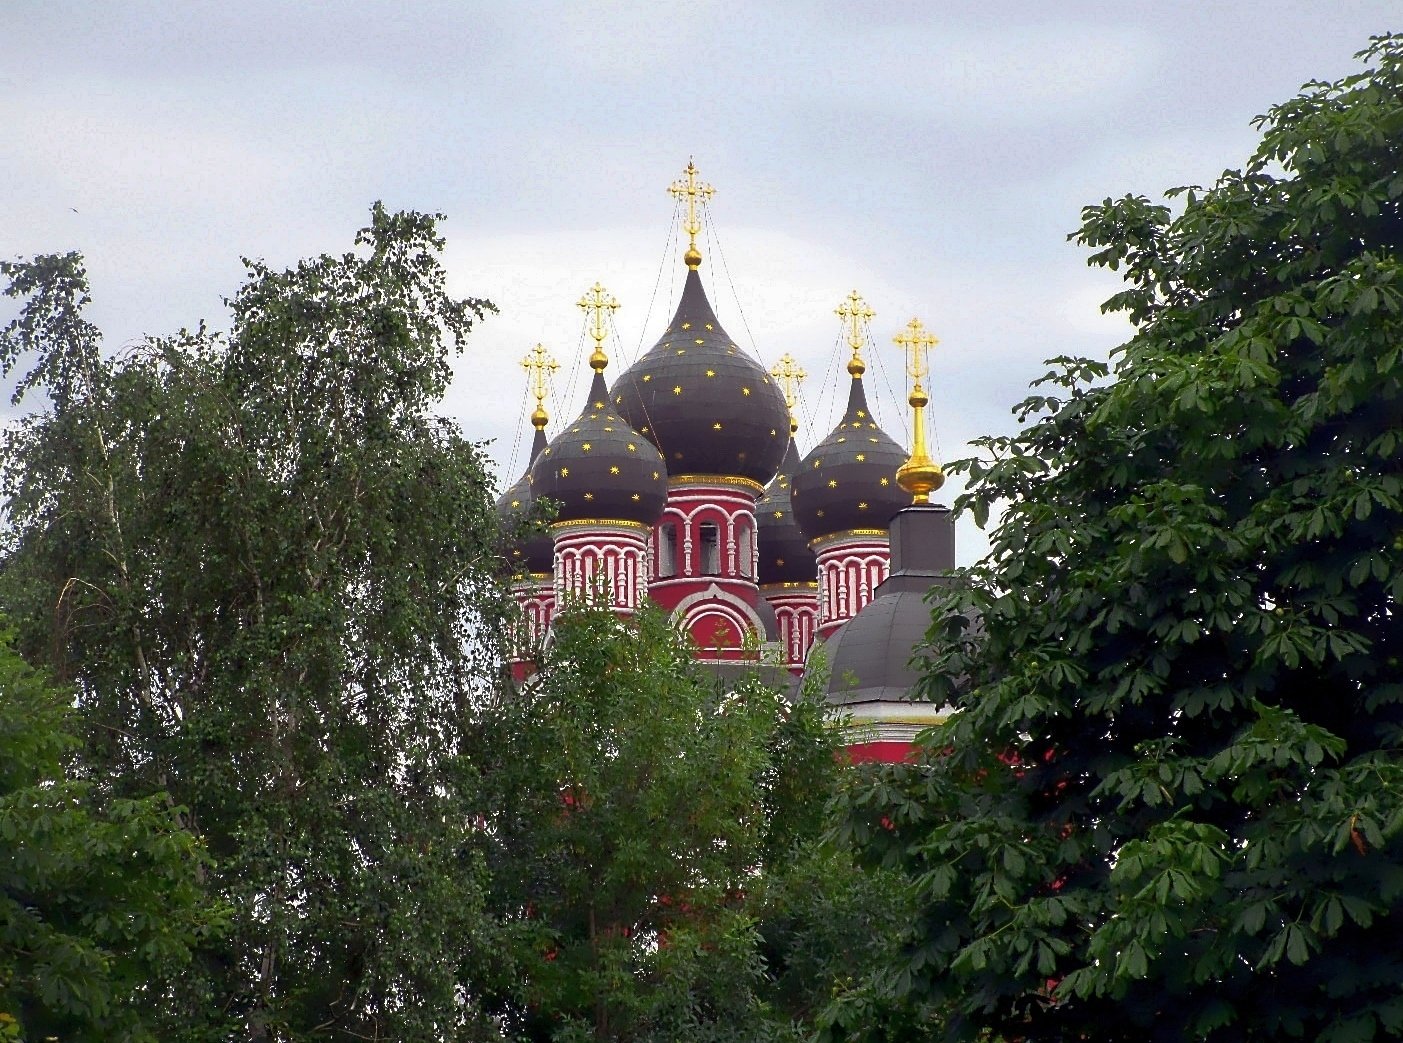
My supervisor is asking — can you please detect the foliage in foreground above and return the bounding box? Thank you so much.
[477,602,852,1043]
[837,34,1403,1043]
[0,628,209,1043]
[1,208,506,1041]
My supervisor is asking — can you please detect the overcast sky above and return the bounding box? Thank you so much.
[4,2,1397,563]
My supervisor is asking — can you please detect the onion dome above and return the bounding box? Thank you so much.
[756,438,816,584]
[496,424,555,574]
[530,292,668,529]
[791,364,909,542]
[612,267,790,484]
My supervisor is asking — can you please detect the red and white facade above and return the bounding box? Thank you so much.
[647,477,769,661]
[551,520,653,614]
[759,582,819,674]
[812,530,891,640]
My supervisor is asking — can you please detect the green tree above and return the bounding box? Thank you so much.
[837,35,1403,1042]
[1,207,507,1040]
[477,603,841,1042]
[0,627,209,1043]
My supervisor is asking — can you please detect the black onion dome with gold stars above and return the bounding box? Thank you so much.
[612,268,790,485]
[756,438,816,584]
[496,425,555,574]
[791,372,909,542]
[529,371,668,527]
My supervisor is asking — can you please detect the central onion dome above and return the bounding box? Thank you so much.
[529,368,668,528]
[756,437,817,584]
[612,266,790,485]
[791,357,909,542]
[496,423,554,574]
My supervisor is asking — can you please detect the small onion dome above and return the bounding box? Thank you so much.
[791,370,909,542]
[529,371,667,527]
[612,268,790,484]
[756,438,816,584]
[496,425,554,575]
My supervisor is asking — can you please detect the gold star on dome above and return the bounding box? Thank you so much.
[581,443,592,451]
[676,348,686,355]
[858,501,869,509]
[627,443,637,452]
[827,479,838,488]
[773,510,783,518]
[880,477,890,486]
[855,453,865,462]
[817,509,825,517]
[742,387,751,396]
[560,467,570,477]
[857,409,867,418]
[705,323,714,331]
[584,492,594,500]
[673,386,683,395]
[652,471,660,480]
[706,369,715,377]
[813,460,821,468]
[712,422,722,430]
[694,338,704,345]
[510,499,521,508]
[609,465,620,475]
[604,426,614,432]
[681,322,692,330]
[631,493,640,501]
[642,374,652,382]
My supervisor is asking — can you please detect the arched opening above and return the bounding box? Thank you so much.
[698,522,721,575]
[657,522,679,578]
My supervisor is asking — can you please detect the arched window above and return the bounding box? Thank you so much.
[699,522,721,575]
[738,522,753,578]
[657,522,679,579]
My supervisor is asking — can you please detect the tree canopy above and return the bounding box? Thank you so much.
[477,603,842,1042]
[1,206,508,1041]
[0,628,209,1043]
[837,34,1403,1043]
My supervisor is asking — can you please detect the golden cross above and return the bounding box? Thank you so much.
[577,282,620,372]
[520,343,559,428]
[770,353,807,432]
[668,158,715,266]
[835,290,875,374]
[892,316,944,503]
[892,317,939,390]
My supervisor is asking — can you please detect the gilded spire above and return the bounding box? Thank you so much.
[770,353,807,434]
[577,282,620,372]
[668,159,715,270]
[836,290,874,376]
[520,342,560,430]
[892,317,945,503]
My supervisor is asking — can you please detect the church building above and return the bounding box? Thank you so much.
[495,162,954,762]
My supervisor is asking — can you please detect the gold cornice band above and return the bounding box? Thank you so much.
[550,518,653,535]
[809,528,891,551]
[667,474,766,495]
[758,581,819,594]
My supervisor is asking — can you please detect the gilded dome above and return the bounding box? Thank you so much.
[496,425,555,574]
[791,373,909,543]
[612,268,790,485]
[756,439,816,584]
[529,371,667,527]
